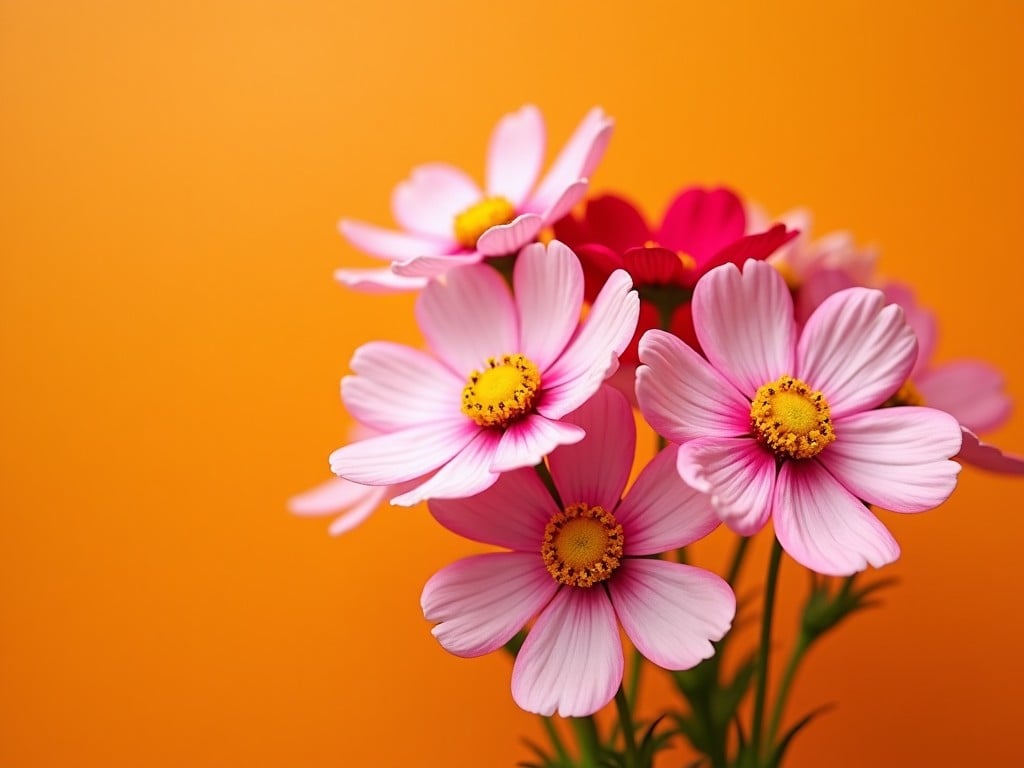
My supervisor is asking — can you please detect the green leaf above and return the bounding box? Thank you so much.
[768,703,834,767]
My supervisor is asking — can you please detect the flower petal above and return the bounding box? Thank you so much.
[818,407,962,512]
[793,267,857,324]
[635,329,751,442]
[390,428,503,506]
[415,264,518,375]
[915,360,1012,434]
[515,241,584,372]
[622,246,688,286]
[616,445,720,554]
[957,428,1024,474]
[476,213,545,257]
[538,270,638,419]
[580,194,652,255]
[429,467,558,550]
[548,386,635,511]
[334,267,428,293]
[391,163,482,239]
[491,415,586,473]
[538,179,589,227]
[692,260,795,396]
[773,460,900,576]
[422,552,557,658]
[883,282,938,377]
[528,107,613,214]
[329,419,477,486]
[698,224,798,280]
[511,588,623,717]
[341,342,464,431]
[339,218,454,259]
[676,437,776,535]
[486,105,546,207]
[288,478,387,536]
[657,187,746,265]
[391,252,484,279]
[796,288,917,418]
[609,559,734,670]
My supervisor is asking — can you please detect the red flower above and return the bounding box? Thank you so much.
[555,187,797,363]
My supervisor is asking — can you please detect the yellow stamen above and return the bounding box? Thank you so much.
[461,353,541,428]
[542,503,624,588]
[751,375,835,459]
[453,196,516,249]
[882,380,925,408]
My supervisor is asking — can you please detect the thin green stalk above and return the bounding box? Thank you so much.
[542,716,571,765]
[570,716,601,768]
[534,461,562,507]
[751,539,784,762]
[726,535,750,586]
[766,632,810,748]
[614,685,639,768]
[627,646,644,706]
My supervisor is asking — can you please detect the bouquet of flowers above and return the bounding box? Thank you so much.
[290,105,1023,767]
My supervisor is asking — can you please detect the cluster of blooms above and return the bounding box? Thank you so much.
[291,105,1023,722]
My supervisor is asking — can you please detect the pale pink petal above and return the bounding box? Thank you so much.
[491,415,586,473]
[609,559,734,670]
[794,267,856,324]
[547,386,634,511]
[486,105,545,207]
[916,360,1012,434]
[692,260,795,396]
[528,107,614,215]
[476,213,544,257]
[616,445,720,554]
[415,264,518,375]
[538,179,589,227]
[818,407,962,512]
[391,163,482,240]
[796,288,917,419]
[773,460,900,577]
[634,329,751,442]
[511,587,623,718]
[288,478,387,535]
[957,428,1024,474]
[389,429,503,506]
[677,437,776,535]
[429,467,559,550]
[883,282,938,377]
[329,419,477,485]
[339,219,454,260]
[334,267,428,293]
[538,270,639,419]
[391,252,483,278]
[341,342,464,431]
[422,552,558,658]
[515,241,584,372]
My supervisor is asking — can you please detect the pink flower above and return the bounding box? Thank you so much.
[289,477,388,536]
[334,106,614,293]
[422,387,734,717]
[636,259,963,576]
[329,241,639,506]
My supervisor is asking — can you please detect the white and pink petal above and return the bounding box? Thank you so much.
[486,105,546,207]
[491,415,586,473]
[514,241,584,372]
[391,163,482,240]
[389,429,503,506]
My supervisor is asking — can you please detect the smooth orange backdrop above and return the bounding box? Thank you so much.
[3,2,1023,766]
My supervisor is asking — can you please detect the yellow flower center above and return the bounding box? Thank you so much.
[461,353,541,428]
[542,503,624,588]
[882,380,925,408]
[750,375,835,460]
[453,196,517,249]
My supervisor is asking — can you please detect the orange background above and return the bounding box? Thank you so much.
[3,1,1023,766]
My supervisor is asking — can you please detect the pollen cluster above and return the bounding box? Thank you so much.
[453,196,516,249]
[750,375,835,460]
[461,353,541,428]
[542,503,624,588]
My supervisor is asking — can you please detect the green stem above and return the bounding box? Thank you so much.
[542,717,571,765]
[570,716,601,768]
[614,686,639,768]
[726,535,750,586]
[766,632,810,748]
[751,539,783,762]
[533,461,562,507]
[627,646,644,707]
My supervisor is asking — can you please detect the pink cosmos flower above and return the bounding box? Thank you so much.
[422,386,735,717]
[636,259,963,576]
[329,241,639,506]
[335,105,614,293]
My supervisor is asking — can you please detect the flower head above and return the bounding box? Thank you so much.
[329,241,639,506]
[422,387,734,717]
[636,259,963,576]
[335,106,614,292]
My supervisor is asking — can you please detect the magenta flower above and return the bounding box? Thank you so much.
[329,241,639,506]
[335,105,613,292]
[636,260,963,576]
[422,387,734,717]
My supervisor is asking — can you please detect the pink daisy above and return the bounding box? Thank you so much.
[422,386,735,717]
[329,241,639,506]
[636,259,963,576]
[334,105,614,293]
